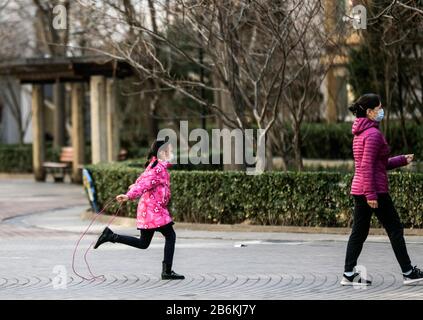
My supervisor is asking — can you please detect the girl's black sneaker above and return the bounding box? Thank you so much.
[93,227,116,249]
[403,266,423,285]
[340,272,372,286]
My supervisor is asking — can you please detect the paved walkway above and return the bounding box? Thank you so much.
[1,177,423,299]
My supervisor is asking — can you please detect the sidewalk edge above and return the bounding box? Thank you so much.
[80,210,423,236]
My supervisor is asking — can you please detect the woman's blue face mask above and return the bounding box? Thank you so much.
[374,108,384,122]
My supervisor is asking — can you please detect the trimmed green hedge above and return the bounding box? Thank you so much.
[122,153,223,171]
[298,122,423,159]
[0,143,91,173]
[0,144,33,173]
[85,163,423,228]
[0,144,62,173]
[0,143,220,173]
[2,121,422,172]
[300,123,353,159]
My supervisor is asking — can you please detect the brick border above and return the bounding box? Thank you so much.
[80,210,423,236]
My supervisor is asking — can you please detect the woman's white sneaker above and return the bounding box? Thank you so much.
[340,273,372,286]
[403,266,423,285]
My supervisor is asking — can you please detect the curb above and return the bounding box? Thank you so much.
[0,173,34,179]
[80,210,423,236]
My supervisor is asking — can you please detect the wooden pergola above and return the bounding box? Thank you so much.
[0,55,134,182]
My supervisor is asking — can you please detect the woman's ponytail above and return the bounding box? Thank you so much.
[348,103,358,116]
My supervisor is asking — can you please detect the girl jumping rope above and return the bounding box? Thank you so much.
[93,139,185,280]
[341,93,423,286]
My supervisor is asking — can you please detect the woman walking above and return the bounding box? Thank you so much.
[341,93,423,286]
[93,139,185,280]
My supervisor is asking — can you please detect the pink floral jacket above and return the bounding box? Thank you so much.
[125,157,173,229]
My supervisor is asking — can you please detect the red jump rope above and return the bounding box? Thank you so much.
[71,198,124,281]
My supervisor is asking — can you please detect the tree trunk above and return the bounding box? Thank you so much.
[253,131,267,174]
[397,63,409,150]
[148,95,159,141]
[265,135,273,171]
[293,122,303,171]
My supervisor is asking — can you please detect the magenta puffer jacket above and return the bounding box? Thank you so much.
[126,157,173,229]
[350,117,408,201]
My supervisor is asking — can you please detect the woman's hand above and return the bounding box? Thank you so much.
[116,194,129,203]
[367,200,378,209]
[405,154,414,164]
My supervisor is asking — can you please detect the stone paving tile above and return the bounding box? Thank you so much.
[1,234,422,300]
[0,178,87,237]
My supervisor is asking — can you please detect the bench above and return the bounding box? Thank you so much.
[43,147,79,182]
[43,147,128,182]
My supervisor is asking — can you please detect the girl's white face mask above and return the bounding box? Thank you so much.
[159,148,175,162]
[167,152,175,162]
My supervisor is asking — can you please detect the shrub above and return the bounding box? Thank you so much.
[0,143,91,173]
[0,144,33,173]
[282,122,423,159]
[122,152,223,171]
[85,163,423,228]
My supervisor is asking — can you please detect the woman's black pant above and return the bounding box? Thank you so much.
[344,194,412,273]
[113,223,176,266]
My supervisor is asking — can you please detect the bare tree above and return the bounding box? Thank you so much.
[72,0,346,171]
[0,0,36,144]
[275,0,346,170]
[350,0,423,147]
[32,0,70,56]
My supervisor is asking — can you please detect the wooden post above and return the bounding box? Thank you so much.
[53,79,66,147]
[90,76,108,164]
[71,83,85,183]
[323,0,338,123]
[32,85,46,181]
[325,68,338,123]
[106,78,120,162]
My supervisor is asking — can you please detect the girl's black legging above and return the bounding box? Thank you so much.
[113,223,176,266]
[344,193,412,273]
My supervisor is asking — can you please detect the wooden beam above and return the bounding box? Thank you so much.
[71,83,85,183]
[31,85,46,181]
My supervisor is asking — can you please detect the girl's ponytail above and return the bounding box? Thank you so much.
[144,151,154,168]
